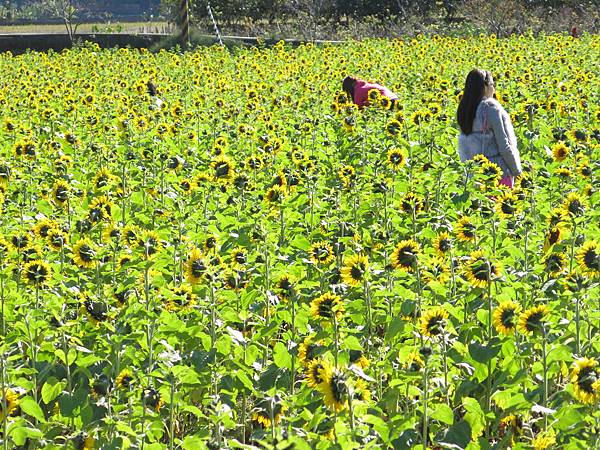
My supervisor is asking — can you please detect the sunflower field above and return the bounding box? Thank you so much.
[0,34,599,450]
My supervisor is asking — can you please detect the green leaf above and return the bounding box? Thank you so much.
[385,317,405,342]
[343,335,363,351]
[273,342,292,369]
[430,403,454,425]
[291,234,310,251]
[463,397,485,439]
[468,341,501,364]
[19,396,46,423]
[9,426,43,446]
[363,414,389,442]
[41,377,65,404]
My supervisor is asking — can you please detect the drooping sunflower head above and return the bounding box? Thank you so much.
[33,218,57,239]
[167,284,197,312]
[318,368,348,413]
[264,184,286,205]
[367,88,381,102]
[403,351,425,372]
[493,301,521,335]
[309,241,335,266]
[391,239,420,272]
[433,232,452,258]
[73,433,95,450]
[276,274,296,298]
[576,241,600,278]
[478,161,502,187]
[341,253,368,287]
[310,292,344,323]
[138,230,163,259]
[386,147,407,171]
[386,119,402,137]
[52,180,70,206]
[230,247,248,266]
[47,228,67,250]
[551,142,570,162]
[517,304,549,335]
[570,358,600,404]
[92,168,117,191]
[419,306,449,337]
[456,216,476,242]
[399,192,423,215]
[542,226,564,252]
[464,250,501,288]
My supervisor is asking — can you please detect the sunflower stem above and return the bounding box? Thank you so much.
[421,361,429,448]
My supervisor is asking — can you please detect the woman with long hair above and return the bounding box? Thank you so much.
[457,69,522,188]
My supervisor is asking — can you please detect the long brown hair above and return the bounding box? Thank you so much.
[457,69,493,135]
[342,76,357,102]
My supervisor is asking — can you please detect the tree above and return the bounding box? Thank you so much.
[45,0,80,42]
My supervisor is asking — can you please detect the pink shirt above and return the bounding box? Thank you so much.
[353,80,398,108]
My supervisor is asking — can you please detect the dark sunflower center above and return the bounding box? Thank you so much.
[427,316,445,335]
[215,162,230,177]
[500,308,516,328]
[350,264,365,280]
[525,312,544,330]
[583,250,599,270]
[390,153,403,164]
[472,259,493,281]
[567,200,583,215]
[79,245,95,262]
[313,247,330,261]
[191,259,206,277]
[27,264,48,282]
[577,367,598,394]
[312,364,324,384]
[545,255,563,272]
[318,299,334,318]
[501,201,516,214]
[331,374,348,403]
[396,247,417,267]
[462,224,476,238]
[548,229,560,245]
[438,239,451,252]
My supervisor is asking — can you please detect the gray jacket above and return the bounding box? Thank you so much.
[458,97,522,177]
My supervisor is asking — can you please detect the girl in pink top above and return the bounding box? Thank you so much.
[342,76,398,109]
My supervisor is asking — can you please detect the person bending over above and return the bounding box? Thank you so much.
[342,76,398,109]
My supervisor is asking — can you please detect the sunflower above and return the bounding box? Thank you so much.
[338,165,356,187]
[184,248,207,285]
[22,260,52,287]
[576,241,600,278]
[121,224,141,248]
[561,192,586,218]
[478,161,502,186]
[495,191,520,219]
[115,369,134,389]
[349,350,369,369]
[403,351,424,372]
[0,388,19,421]
[88,195,113,222]
[82,298,108,325]
[551,142,569,162]
[309,241,335,266]
[542,226,563,252]
[211,155,235,184]
[72,239,97,269]
[419,306,449,337]
[367,88,381,102]
[546,207,567,228]
[264,184,286,205]
[298,336,323,367]
[138,230,163,259]
[318,368,348,413]
[102,225,121,245]
[33,218,57,239]
[391,239,420,271]
[276,274,296,298]
[543,252,566,276]
[422,258,450,284]
[354,379,371,402]
[340,254,368,287]
[493,301,521,335]
[464,251,501,288]
[456,217,476,242]
[306,359,332,388]
[47,228,67,250]
[399,192,423,214]
[517,304,549,335]
[52,180,70,206]
[570,358,600,404]
[230,247,248,266]
[532,429,556,450]
[386,147,407,171]
[73,433,95,450]
[433,232,452,258]
[386,119,402,137]
[252,397,286,428]
[310,292,344,323]
[92,168,117,190]
[142,388,164,412]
